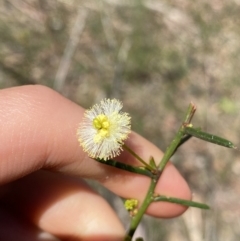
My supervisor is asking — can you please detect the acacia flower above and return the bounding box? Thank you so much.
[77,99,131,160]
[124,199,138,211]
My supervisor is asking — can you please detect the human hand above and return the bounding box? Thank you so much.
[0,85,191,241]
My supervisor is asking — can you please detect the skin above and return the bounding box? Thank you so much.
[0,85,191,241]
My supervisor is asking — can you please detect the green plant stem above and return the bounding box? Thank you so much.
[153,195,210,209]
[157,127,185,171]
[125,179,157,239]
[157,103,196,171]
[123,144,154,171]
[125,104,196,240]
[96,158,154,178]
[185,102,196,124]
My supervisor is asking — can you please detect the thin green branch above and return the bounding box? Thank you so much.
[185,102,197,124]
[96,158,155,178]
[184,126,236,149]
[153,195,210,209]
[123,144,154,170]
[157,103,196,171]
[172,134,192,156]
[125,103,197,240]
[125,180,156,239]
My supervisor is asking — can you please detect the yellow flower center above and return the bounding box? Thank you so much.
[93,114,111,143]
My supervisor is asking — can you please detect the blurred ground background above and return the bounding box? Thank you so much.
[1,0,240,240]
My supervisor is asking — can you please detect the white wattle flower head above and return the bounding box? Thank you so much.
[77,99,131,160]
